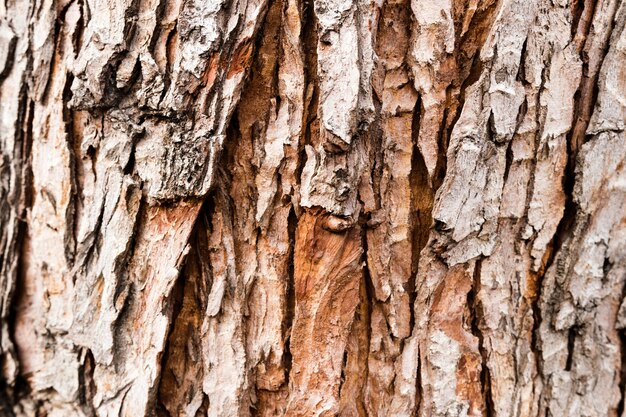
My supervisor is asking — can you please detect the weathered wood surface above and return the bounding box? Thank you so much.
[0,0,625,415]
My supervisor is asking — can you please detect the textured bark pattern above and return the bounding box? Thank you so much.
[0,0,625,415]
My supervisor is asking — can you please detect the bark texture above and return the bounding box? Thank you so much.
[0,0,625,415]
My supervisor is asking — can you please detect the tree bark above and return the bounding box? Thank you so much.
[0,0,625,415]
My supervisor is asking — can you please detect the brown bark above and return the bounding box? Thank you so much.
[0,0,625,416]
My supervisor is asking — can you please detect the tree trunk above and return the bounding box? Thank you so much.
[0,0,625,415]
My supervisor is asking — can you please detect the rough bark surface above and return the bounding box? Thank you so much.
[0,0,625,415]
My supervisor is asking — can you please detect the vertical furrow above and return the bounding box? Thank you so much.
[0,0,34,408]
[359,0,420,413]
[537,1,626,415]
[6,0,273,413]
[197,0,286,413]
[156,214,210,417]
[284,0,376,411]
[404,0,602,415]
